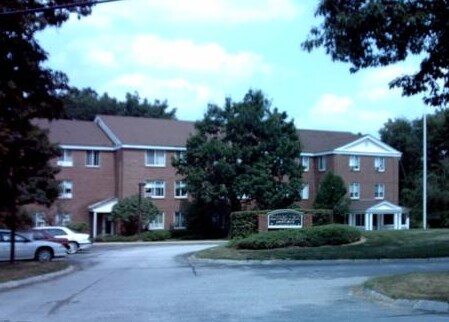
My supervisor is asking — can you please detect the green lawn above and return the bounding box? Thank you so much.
[365,272,449,303]
[196,229,449,260]
[0,261,69,283]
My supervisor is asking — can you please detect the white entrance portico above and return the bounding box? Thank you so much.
[88,197,118,239]
[348,200,409,231]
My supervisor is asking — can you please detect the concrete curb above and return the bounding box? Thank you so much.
[363,288,449,314]
[93,240,228,246]
[0,265,74,292]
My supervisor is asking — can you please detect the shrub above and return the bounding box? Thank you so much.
[95,234,139,242]
[141,230,171,241]
[232,224,361,250]
[229,211,264,239]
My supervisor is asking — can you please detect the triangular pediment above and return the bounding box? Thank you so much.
[334,135,401,157]
[367,201,402,213]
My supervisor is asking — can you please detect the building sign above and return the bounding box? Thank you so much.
[268,209,303,229]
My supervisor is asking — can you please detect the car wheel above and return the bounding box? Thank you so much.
[36,248,52,262]
[68,241,79,254]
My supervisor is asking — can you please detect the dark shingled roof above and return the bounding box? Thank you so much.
[97,115,195,147]
[298,129,361,153]
[34,119,114,147]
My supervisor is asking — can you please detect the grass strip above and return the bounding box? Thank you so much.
[0,261,69,283]
[364,271,449,303]
[196,229,449,260]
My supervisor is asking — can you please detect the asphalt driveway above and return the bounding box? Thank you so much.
[0,243,448,322]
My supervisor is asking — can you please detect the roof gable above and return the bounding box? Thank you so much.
[334,135,401,157]
[367,201,403,213]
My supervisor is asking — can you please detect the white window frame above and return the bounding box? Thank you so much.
[300,183,309,200]
[59,180,73,199]
[301,156,310,172]
[149,213,165,230]
[174,151,186,161]
[349,182,360,200]
[173,212,186,229]
[374,183,385,199]
[174,180,187,199]
[318,156,326,172]
[144,180,165,199]
[145,149,166,167]
[56,213,72,226]
[86,150,100,167]
[33,212,47,227]
[374,157,385,172]
[57,149,73,167]
[349,155,360,171]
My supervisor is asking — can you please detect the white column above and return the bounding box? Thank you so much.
[102,213,106,236]
[394,213,400,230]
[365,213,370,231]
[93,211,98,240]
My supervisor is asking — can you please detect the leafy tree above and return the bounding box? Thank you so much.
[313,172,350,225]
[175,89,303,232]
[111,195,159,236]
[0,1,94,262]
[380,109,449,227]
[63,87,177,120]
[302,1,449,107]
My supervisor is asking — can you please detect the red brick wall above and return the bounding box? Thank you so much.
[27,149,116,225]
[119,149,187,229]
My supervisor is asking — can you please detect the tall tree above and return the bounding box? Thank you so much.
[302,1,449,107]
[63,87,177,120]
[313,172,350,225]
[174,90,303,232]
[0,1,94,262]
[380,109,449,227]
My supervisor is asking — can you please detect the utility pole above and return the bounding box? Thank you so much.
[423,109,427,230]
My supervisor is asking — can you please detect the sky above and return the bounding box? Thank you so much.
[37,0,428,137]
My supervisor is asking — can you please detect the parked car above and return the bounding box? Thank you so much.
[0,229,67,262]
[18,229,71,251]
[33,226,92,254]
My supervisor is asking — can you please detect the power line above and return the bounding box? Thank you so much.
[0,0,124,16]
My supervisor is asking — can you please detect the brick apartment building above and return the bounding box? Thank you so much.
[30,115,408,238]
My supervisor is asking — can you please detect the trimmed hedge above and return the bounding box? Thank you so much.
[230,211,264,239]
[95,230,171,242]
[231,224,361,250]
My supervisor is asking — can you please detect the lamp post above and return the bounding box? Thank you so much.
[138,182,145,240]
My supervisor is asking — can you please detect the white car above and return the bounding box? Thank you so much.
[0,229,67,262]
[34,226,92,254]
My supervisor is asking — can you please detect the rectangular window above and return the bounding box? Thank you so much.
[56,213,72,226]
[318,156,326,172]
[174,180,187,198]
[149,213,164,230]
[300,183,309,200]
[33,212,47,227]
[57,150,73,167]
[355,214,365,226]
[374,183,385,199]
[144,180,165,198]
[59,180,73,199]
[374,157,385,172]
[174,151,186,161]
[349,155,360,171]
[86,150,100,167]
[146,150,166,167]
[300,156,310,172]
[174,212,186,229]
[349,182,360,199]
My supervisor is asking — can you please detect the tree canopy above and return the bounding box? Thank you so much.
[313,172,350,225]
[0,1,94,262]
[302,1,449,107]
[380,109,449,227]
[111,194,159,236]
[62,87,177,120]
[174,89,303,231]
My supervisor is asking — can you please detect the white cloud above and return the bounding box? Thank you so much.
[105,73,221,120]
[81,0,302,27]
[86,49,117,68]
[310,93,353,117]
[130,35,270,77]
